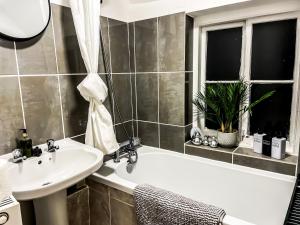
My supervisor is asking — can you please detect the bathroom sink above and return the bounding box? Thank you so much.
[2,138,104,225]
[4,138,103,200]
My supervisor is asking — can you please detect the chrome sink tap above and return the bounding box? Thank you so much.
[46,139,59,152]
[12,149,24,163]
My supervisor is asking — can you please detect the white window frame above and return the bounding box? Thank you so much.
[197,12,300,154]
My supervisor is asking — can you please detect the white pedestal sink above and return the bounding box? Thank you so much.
[2,138,104,225]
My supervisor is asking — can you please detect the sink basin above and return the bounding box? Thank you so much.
[6,138,103,200]
[1,138,104,225]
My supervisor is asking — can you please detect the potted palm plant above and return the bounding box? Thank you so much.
[193,79,274,147]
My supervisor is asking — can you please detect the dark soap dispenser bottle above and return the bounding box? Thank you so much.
[262,134,271,156]
[262,126,272,157]
[18,129,32,158]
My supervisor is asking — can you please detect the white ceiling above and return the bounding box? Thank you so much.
[51,0,294,24]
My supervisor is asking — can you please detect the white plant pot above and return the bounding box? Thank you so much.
[217,131,238,148]
[203,128,218,137]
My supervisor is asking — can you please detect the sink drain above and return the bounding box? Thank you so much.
[42,182,51,186]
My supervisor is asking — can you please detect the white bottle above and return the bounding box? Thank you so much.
[271,137,286,160]
[253,133,266,154]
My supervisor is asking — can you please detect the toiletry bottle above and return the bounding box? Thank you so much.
[271,132,286,160]
[253,129,265,154]
[19,129,32,158]
[262,132,272,157]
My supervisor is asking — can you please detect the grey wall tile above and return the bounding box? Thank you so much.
[185,124,192,141]
[88,179,110,225]
[131,74,137,120]
[88,181,137,225]
[67,186,90,225]
[111,199,137,225]
[0,77,24,154]
[108,19,130,73]
[21,76,64,145]
[185,15,194,72]
[115,121,134,143]
[136,74,158,122]
[60,75,88,137]
[135,18,158,72]
[112,74,133,123]
[87,178,108,192]
[52,4,86,74]
[233,154,296,176]
[0,40,17,75]
[138,121,159,147]
[110,187,134,205]
[72,135,85,144]
[99,17,110,74]
[158,13,185,72]
[16,22,57,74]
[160,125,184,153]
[159,73,185,125]
[89,188,110,225]
[128,23,135,73]
[133,120,138,137]
[185,72,193,125]
[185,144,233,163]
[234,147,297,164]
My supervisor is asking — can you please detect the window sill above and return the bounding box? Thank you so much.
[185,141,297,176]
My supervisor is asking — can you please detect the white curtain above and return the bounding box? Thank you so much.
[70,0,119,155]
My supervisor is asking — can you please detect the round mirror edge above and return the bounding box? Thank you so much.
[0,0,52,42]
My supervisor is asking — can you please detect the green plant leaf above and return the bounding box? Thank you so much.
[192,78,275,133]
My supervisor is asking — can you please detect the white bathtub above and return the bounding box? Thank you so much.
[91,146,296,225]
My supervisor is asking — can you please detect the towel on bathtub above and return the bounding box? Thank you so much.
[133,184,226,225]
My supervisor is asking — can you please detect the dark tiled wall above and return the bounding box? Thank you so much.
[130,13,194,152]
[0,6,193,155]
[0,4,135,155]
[88,178,137,225]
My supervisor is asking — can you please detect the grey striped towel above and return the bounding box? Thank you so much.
[133,184,226,225]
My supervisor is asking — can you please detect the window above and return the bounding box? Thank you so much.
[206,27,242,81]
[199,14,299,153]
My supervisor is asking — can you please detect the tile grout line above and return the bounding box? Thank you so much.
[0,73,86,77]
[57,76,66,138]
[0,71,193,78]
[134,22,139,137]
[157,17,161,149]
[183,13,187,80]
[108,188,112,225]
[14,42,26,129]
[127,23,135,137]
[114,119,133,126]
[87,186,91,225]
[70,133,85,139]
[107,17,116,128]
[136,119,187,127]
[112,197,134,207]
[51,13,66,138]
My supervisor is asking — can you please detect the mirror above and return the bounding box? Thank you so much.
[0,0,51,41]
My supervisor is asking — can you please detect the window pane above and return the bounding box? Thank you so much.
[206,27,242,81]
[251,19,297,80]
[250,84,292,138]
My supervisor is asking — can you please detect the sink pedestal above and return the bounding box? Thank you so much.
[34,189,69,225]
